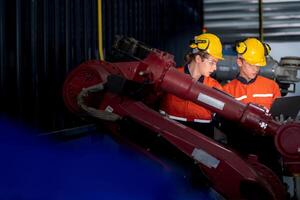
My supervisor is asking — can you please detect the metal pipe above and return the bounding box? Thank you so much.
[259,0,264,41]
[98,0,104,60]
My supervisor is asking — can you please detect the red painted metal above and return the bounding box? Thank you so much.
[63,61,110,113]
[275,123,300,159]
[117,100,285,199]
[63,49,300,199]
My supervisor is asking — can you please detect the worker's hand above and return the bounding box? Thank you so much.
[274,114,294,124]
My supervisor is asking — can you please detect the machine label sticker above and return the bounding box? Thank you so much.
[192,148,220,169]
[197,93,225,110]
[105,106,114,113]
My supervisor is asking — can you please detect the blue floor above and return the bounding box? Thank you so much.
[0,118,219,200]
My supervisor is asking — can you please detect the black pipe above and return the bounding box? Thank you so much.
[259,0,264,41]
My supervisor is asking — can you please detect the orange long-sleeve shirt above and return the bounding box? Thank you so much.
[223,75,281,110]
[160,66,223,122]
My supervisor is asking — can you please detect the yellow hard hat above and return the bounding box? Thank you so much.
[189,33,224,60]
[236,38,271,67]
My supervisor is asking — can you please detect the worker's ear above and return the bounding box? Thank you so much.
[195,54,203,63]
[236,57,243,67]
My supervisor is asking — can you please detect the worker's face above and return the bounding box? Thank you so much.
[196,55,218,77]
[237,58,260,81]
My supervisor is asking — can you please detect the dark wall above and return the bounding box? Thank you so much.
[0,0,202,132]
[0,0,99,131]
[103,0,203,64]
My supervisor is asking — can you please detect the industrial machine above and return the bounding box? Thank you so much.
[63,36,300,200]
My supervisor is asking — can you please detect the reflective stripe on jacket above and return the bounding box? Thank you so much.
[223,75,281,110]
[160,66,223,122]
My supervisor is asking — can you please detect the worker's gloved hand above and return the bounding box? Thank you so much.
[274,114,294,124]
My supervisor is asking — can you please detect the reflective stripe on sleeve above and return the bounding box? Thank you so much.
[253,94,273,98]
[168,115,187,121]
[235,95,247,101]
[159,110,211,123]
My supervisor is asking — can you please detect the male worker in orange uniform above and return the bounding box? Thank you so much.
[160,33,223,137]
[222,38,282,177]
[224,38,281,110]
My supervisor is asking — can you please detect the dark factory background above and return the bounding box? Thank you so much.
[0,0,203,132]
[1,0,300,199]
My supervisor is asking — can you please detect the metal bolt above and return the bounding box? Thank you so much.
[139,71,144,76]
[259,122,268,129]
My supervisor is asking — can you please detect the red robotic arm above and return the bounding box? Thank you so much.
[63,36,300,199]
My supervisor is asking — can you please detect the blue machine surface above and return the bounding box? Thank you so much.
[0,117,219,200]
